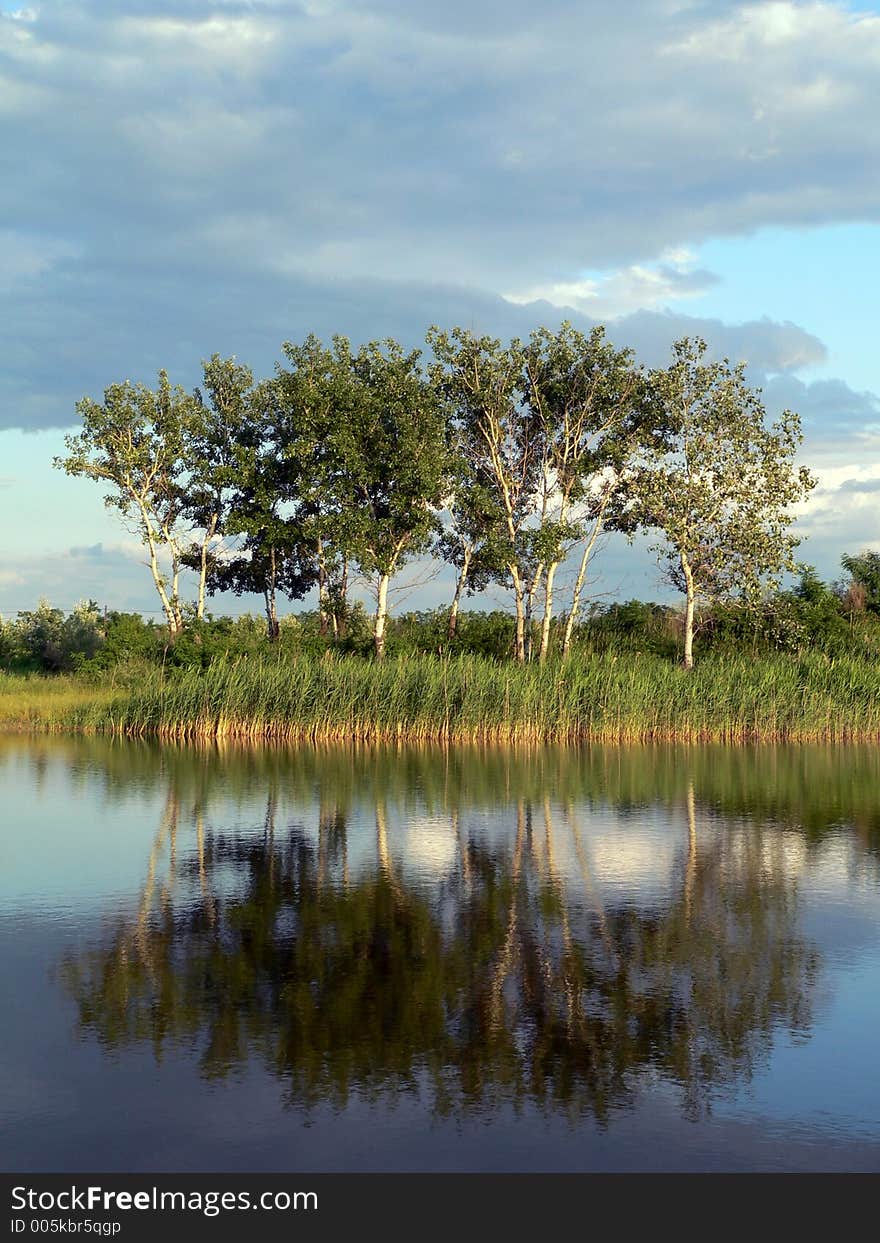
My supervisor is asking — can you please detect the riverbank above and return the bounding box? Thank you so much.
[1,651,879,742]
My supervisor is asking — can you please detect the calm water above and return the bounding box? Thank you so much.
[2,736,880,1172]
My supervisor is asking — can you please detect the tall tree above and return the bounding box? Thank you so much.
[619,337,815,668]
[54,372,194,636]
[184,355,255,619]
[428,328,540,663]
[521,323,646,661]
[201,377,318,639]
[342,339,450,660]
[273,336,357,638]
[436,448,508,640]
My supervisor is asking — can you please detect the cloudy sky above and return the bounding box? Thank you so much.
[1,0,879,617]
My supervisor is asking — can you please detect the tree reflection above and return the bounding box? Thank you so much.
[60,774,819,1124]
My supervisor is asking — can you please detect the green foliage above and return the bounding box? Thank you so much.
[86,612,159,669]
[841,550,880,615]
[577,600,681,658]
[389,609,516,660]
[54,373,197,635]
[617,337,816,666]
[11,600,104,672]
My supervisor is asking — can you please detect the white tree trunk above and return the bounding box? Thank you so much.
[561,505,608,657]
[374,572,390,660]
[681,550,695,670]
[137,503,179,636]
[265,546,280,641]
[196,513,218,621]
[510,564,526,663]
[538,559,559,663]
[524,562,544,663]
[448,546,472,638]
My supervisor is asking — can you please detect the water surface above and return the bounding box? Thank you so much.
[2,737,880,1172]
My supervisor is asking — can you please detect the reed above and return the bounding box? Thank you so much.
[37,649,880,744]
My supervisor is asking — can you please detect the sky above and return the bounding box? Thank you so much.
[1,0,879,618]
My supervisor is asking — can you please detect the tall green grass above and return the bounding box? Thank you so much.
[77,650,880,743]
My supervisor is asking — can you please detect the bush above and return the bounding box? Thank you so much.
[12,599,104,672]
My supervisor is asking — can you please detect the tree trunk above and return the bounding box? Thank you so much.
[317,536,329,637]
[538,559,559,663]
[264,590,280,641]
[374,572,390,661]
[681,550,695,670]
[169,550,184,634]
[196,512,218,621]
[265,546,280,641]
[524,562,543,663]
[561,507,608,657]
[510,564,526,663]
[196,545,208,621]
[137,503,179,637]
[448,546,472,639]
[332,555,349,640]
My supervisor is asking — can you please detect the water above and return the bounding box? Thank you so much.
[2,736,880,1172]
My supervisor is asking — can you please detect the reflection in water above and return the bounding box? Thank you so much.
[55,741,823,1125]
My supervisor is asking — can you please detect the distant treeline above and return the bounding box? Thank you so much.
[50,323,823,668]
[3,557,879,676]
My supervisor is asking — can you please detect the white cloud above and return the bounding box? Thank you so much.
[505,250,719,319]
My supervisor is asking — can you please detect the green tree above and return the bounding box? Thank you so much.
[428,328,540,663]
[521,323,646,661]
[436,451,508,640]
[273,336,358,639]
[183,355,256,620]
[200,377,317,640]
[840,550,880,616]
[54,373,195,636]
[342,340,450,660]
[619,338,815,668]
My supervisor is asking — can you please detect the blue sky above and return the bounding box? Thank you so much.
[1,0,880,617]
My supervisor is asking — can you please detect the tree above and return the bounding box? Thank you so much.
[55,373,195,636]
[341,340,450,660]
[619,338,815,669]
[840,550,880,616]
[273,336,358,639]
[428,328,540,663]
[183,355,256,620]
[521,323,646,661]
[436,449,508,640]
[200,377,317,639]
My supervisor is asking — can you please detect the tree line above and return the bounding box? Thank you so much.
[55,324,816,667]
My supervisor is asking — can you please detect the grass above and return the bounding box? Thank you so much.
[3,650,878,743]
[0,670,121,731]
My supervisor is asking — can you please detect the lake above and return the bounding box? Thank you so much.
[2,736,880,1172]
